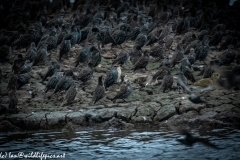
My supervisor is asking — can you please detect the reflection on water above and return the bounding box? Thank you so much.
[0,128,240,160]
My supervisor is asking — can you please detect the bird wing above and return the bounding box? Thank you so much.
[177,77,192,94]
[198,138,220,149]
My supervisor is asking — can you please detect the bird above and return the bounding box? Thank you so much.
[159,68,173,93]
[180,58,191,72]
[196,43,210,64]
[70,25,79,46]
[8,86,18,112]
[60,83,78,107]
[170,45,184,68]
[111,29,128,49]
[187,48,196,65]
[158,23,173,40]
[12,54,25,74]
[42,61,60,82]
[184,39,200,55]
[25,42,37,62]
[134,27,148,51]
[181,65,196,82]
[198,29,210,41]
[50,75,73,97]
[216,45,236,66]
[104,66,119,89]
[159,56,171,68]
[193,73,221,87]
[129,27,140,41]
[88,45,102,67]
[170,126,219,149]
[209,30,223,47]
[33,41,48,66]
[46,30,58,51]
[150,67,168,84]
[149,41,166,60]
[176,72,188,93]
[132,50,150,71]
[112,51,129,67]
[129,47,142,65]
[59,35,71,61]
[211,66,240,90]
[145,27,161,46]
[17,73,31,89]
[20,60,32,74]
[92,75,105,104]
[44,72,63,94]
[112,80,133,103]
[75,44,90,67]
[78,62,94,83]
[177,78,213,104]
[198,61,215,78]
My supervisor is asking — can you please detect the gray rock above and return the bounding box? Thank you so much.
[154,104,176,122]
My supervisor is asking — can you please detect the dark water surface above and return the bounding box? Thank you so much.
[0,127,239,160]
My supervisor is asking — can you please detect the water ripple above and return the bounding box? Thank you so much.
[0,128,239,160]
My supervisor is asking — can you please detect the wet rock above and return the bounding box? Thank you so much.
[65,112,86,125]
[46,111,67,129]
[24,112,47,129]
[103,117,134,130]
[0,120,21,132]
[154,104,176,122]
[178,99,206,113]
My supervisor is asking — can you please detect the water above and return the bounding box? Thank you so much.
[0,128,240,160]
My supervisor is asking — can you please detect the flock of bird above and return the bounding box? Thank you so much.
[0,0,240,117]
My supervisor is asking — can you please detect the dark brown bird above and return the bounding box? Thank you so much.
[159,68,173,93]
[44,72,63,94]
[50,76,73,97]
[217,45,236,66]
[25,42,37,62]
[177,78,212,104]
[170,45,184,68]
[150,67,169,84]
[78,62,94,83]
[75,44,90,67]
[159,56,171,68]
[129,47,142,65]
[187,48,196,65]
[112,51,129,67]
[60,83,78,107]
[112,80,133,103]
[92,75,105,104]
[59,35,71,61]
[42,61,60,82]
[20,60,32,74]
[17,73,31,89]
[149,41,166,60]
[170,126,219,149]
[132,51,149,71]
[33,41,48,66]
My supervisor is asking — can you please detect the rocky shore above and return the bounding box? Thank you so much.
[0,0,240,132]
[1,40,240,132]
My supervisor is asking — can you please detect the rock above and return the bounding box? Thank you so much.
[46,111,67,129]
[0,120,21,132]
[154,104,176,122]
[103,117,135,129]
